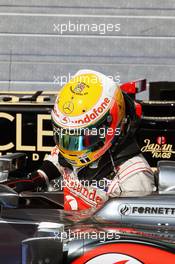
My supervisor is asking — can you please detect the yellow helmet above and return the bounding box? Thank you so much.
[51,69,125,167]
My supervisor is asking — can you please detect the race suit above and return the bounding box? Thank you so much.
[36,138,156,211]
[6,138,155,210]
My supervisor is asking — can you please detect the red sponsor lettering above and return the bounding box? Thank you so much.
[74,97,110,125]
[63,169,102,206]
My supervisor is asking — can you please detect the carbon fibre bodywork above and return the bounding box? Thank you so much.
[1,186,175,263]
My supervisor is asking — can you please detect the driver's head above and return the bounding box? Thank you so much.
[51,69,125,167]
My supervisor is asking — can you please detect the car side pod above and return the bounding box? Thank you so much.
[0,184,18,208]
[93,191,175,228]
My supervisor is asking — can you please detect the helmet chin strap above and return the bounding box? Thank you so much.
[108,149,122,192]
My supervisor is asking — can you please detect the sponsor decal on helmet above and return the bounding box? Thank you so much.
[63,101,74,114]
[60,116,70,124]
[70,82,89,95]
[53,97,111,127]
[73,97,110,125]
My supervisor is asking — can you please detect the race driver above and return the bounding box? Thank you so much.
[9,69,156,210]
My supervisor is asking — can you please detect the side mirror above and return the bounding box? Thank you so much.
[0,184,18,208]
[0,153,27,183]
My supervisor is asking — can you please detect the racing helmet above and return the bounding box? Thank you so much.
[51,69,125,167]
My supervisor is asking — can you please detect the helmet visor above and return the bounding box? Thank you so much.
[53,126,105,151]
